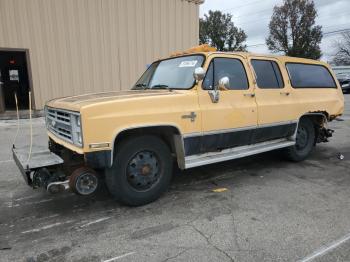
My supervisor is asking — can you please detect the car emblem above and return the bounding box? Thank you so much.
[51,120,56,127]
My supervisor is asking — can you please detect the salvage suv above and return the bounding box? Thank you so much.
[13,45,344,206]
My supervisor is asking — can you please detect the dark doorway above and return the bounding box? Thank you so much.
[0,50,31,112]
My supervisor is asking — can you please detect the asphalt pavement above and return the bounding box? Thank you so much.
[0,95,350,262]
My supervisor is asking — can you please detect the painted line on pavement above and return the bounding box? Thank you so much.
[21,220,74,234]
[299,232,350,262]
[102,252,135,262]
[79,217,111,228]
[0,159,12,164]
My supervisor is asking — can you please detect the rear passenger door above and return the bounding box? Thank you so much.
[250,57,297,143]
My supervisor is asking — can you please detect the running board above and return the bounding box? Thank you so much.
[184,138,295,169]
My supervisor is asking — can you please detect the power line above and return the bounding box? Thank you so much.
[235,10,350,28]
[246,29,350,48]
[216,3,350,27]
[232,7,272,20]
[221,0,267,12]
[324,28,350,35]
[247,43,266,48]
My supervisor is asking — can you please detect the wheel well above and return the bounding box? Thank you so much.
[113,126,181,157]
[300,112,329,128]
[300,112,329,144]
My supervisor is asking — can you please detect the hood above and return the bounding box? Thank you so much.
[46,90,179,111]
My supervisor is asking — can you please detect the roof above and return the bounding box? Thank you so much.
[169,45,327,66]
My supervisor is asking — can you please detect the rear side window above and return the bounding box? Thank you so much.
[202,58,249,90]
[251,60,284,89]
[286,63,336,88]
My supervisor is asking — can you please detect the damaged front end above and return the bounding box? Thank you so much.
[12,140,100,195]
[12,145,67,193]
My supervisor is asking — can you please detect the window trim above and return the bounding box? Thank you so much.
[285,62,338,89]
[251,59,285,89]
[201,57,250,91]
[133,54,206,90]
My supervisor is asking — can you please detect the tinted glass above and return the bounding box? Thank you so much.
[202,58,249,90]
[252,60,283,89]
[286,63,336,88]
[133,55,204,90]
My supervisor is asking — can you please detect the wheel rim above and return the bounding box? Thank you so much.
[126,150,161,191]
[296,125,309,150]
[75,172,98,195]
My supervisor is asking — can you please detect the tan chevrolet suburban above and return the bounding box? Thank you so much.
[13,45,344,206]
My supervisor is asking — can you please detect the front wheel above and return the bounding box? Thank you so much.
[283,118,316,162]
[105,135,173,206]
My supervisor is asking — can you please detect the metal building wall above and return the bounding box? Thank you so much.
[0,0,201,109]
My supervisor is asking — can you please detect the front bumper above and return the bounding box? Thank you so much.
[12,146,64,185]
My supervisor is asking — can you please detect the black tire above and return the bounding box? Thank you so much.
[283,118,316,162]
[105,135,173,206]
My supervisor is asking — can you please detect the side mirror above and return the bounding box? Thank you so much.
[208,77,229,103]
[193,67,206,82]
[218,77,230,90]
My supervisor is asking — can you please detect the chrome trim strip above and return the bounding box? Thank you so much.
[258,120,298,128]
[183,120,298,138]
[185,138,295,169]
[46,106,80,116]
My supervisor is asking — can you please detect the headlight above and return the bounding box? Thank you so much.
[71,114,83,147]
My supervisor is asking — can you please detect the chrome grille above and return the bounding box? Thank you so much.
[46,108,73,143]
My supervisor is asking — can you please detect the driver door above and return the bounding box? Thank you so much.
[196,54,258,154]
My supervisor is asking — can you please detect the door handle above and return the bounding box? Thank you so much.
[280,92,290,96]
[244,93,255,98]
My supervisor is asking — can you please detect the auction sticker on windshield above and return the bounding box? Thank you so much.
[179,60,198,67]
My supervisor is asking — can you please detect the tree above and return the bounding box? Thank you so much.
[266,0,323,60]
[200,10,247,51]
[332,32,350,65]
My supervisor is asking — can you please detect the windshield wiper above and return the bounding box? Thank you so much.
[134,83,149,90]
[151,84,172,91]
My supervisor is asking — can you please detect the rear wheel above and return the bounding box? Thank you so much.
[283,118,316,162]
[105,135,173,206]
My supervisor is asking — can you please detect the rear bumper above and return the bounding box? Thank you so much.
[12,147,64,185]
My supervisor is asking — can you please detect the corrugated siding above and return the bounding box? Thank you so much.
[0,0,200,109]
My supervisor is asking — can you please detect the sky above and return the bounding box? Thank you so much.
[200,0,350,62]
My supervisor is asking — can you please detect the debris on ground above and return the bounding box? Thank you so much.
[212,188,228,193]
[338,153,345,160]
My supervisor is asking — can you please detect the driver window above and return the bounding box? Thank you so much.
[203,62,214,90]
[202,58,249,90]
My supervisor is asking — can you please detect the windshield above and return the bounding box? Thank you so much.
[133,55,205,90]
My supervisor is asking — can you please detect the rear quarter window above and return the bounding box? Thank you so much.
[286,63,337,88]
